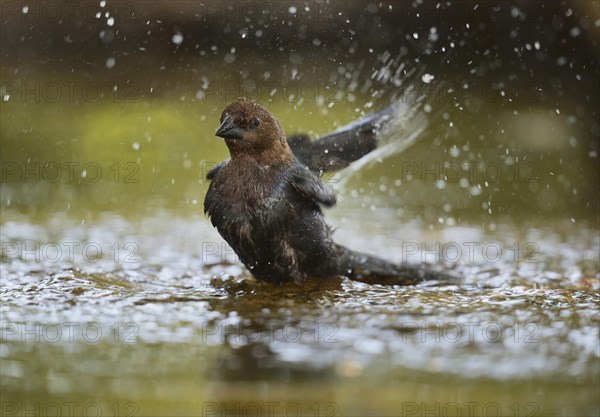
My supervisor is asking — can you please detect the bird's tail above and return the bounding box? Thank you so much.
[336,245,457,286]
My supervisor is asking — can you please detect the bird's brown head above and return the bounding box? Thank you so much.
[215,98,293,165]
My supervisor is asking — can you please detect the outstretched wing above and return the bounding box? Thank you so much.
[287,104,396,172]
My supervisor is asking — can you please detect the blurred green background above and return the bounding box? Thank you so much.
[1,0,598,220]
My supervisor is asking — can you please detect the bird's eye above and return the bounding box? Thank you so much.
[251,117,261,128]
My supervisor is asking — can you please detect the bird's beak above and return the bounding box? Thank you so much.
[215,116,245,140]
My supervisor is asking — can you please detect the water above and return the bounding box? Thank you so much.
[1,210,598,416]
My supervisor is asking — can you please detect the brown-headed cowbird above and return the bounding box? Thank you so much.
[204,97,452,285]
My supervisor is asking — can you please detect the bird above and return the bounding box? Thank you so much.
[204,97,454,285]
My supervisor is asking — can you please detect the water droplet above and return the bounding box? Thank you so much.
[421,73,435,84]
[172,32,183,45]
[569,27,581,37]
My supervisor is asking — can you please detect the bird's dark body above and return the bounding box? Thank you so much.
[204,98,453,285]
[205,156,340,283]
